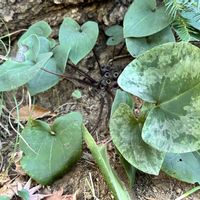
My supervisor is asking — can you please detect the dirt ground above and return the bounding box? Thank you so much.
[1,28,200,200]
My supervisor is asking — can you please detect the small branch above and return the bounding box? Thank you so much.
[92,49,101,72]
[41,68,97,87]
[108,54,133,65]
[67,63,98,83]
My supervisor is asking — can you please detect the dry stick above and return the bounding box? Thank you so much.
[108,54,133,65]
[67,63,97,83]
[116,42,125,56]
[92,49,102,72]
[41,68,97,87]
[90,94,105,134]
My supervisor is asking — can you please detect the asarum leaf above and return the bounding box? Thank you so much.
[111,89,136,186]
[111,89,134,116]
[118,42,200,153]
[123,0,171,38]
[19,34,40,62]
[105,25,124,46]
[19,112,83,185]
[18,21,52,44]
[59,17,99,65]
[27,57,61,96]
[53,45,71,72]
[162,151,200,184]
[126,26,175,56]
[0,52,52,92]
[110,103,165,175]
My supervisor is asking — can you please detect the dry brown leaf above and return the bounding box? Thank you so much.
[12,105,55,121]
[46,188,77,200]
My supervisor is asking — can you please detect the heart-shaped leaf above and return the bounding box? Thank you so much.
[0,52,52,92]
[27,57,61,96]
[27,44,70,95]
[110,103,165,175]
[162,151,200,184]
[105,25,124,46]
[111,89,136,186]
[126,26,175,56]
[59,17,99,64]
[83,125,132,200]
[53,45,70,72]
[118,42,200,153]
[19,34,40,62]
[124,0,171,38]
[18,21,52,44]
[19,112,83,185]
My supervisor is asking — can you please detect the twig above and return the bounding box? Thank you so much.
[116,42,125,56]
[67,63,97,83]
[108,54,132,65]
[41,68,97,87]
[92,49,101,72]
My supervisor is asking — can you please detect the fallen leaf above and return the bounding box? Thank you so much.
[12,105,55,122]
[46,188,77,200]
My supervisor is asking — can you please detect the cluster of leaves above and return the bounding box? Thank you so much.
[106,0,200,56]
[0,18,99,95]
[109,0,200,186]
[1,0,200,199]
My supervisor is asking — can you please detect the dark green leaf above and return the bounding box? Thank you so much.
[126,27,175,56]
[110,103,165,175]
[124,0,171,37]
[19,112,82,185]
[162,151,200,184]
[118,42,200,153]
[0,52,52,92]
[59,17,99,64]
[105,25,124,46]
[83,125,132,200]
[18,21,52,44]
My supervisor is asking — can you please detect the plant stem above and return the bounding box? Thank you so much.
[175,186,200,200]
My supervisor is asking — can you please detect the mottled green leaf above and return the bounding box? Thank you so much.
[0,52,52,92]
[19,112,82,185]
[126,27,175,56]
[18,21,52,44]
[124,0,171,38]
[162,151,200,184]
[105,25,124,46]
[111,89,134,116]
[111,89,136,186]
[83,125,132,200]
[59,17,99,64]
[110,103,165,175]
[118,42,200,153]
